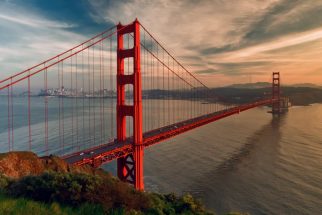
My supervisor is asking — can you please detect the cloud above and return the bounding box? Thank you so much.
[86,0,322,85]
[212,27,322,61]
[0,14,76,29]
[244,0,322,43]
[88,0,278,73]
[196,61,272,77]
[2,0,322,87]
[196,68,218,74]
[0,2,85,80]
[199,44,236,56]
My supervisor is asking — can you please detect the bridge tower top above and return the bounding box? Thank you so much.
[116,19,144,190]
[272,72,281,114]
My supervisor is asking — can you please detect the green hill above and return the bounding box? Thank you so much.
[208,86,322,106]
[0,151,215,215]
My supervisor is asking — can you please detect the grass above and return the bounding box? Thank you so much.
[0,171,195,214]
[0,171,215,214]
[0,152,249,214]
[0,170,251,215]
[0,193,105,215]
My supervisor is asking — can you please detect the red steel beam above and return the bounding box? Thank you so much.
[63,99,276,167]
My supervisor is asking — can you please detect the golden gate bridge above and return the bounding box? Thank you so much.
[0,19,285,190]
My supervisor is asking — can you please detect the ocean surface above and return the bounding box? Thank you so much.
[104,104,322,215]
[0,96,321,214]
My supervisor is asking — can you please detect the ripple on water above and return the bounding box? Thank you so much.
[142,106,322,215]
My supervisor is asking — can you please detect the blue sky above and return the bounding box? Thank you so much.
[1,0,322,86]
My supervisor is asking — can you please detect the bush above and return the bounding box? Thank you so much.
[7,171,102,206]
[147,192,212,215]
[2,171,214,214]
[4,171,150,213]
[0,174,10,190]
[0,193,105,215]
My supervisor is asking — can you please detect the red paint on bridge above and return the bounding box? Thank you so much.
[62,98,276,166]
[0,19,283,190]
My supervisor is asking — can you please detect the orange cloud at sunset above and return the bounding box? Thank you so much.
[1,0,322,86]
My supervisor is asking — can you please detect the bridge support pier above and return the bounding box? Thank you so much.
[116,19,144,190]
[272,72,281,114]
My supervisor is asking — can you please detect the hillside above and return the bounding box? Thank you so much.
[143,83,322,106]
[227,82,271,89]
[0,151,215,215]
[209,86,322,106]
[226,82,322,89]
[0,151,106,179]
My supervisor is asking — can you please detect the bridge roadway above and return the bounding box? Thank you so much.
[63,99,275,167]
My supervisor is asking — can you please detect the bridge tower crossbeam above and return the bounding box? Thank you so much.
[272,72,281,114]
[116,19,144,190]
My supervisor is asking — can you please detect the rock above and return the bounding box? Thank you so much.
[0,151,109,179]
[0,151,45,178]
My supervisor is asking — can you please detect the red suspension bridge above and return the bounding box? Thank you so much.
[0,19,284,190]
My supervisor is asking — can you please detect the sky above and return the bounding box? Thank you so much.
[1,0,322,86]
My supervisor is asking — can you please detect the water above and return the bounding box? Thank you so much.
[0,96,321,214]
[0,96,118,155]
[104,104,322,215]
[0,95,222,155]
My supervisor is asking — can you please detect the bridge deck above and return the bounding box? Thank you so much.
[63,99,274,167]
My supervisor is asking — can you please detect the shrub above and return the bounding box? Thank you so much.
[0,174,10,190]
[5,171,151,212]
[7,171,103,206]
[0,193,105,215]
[3,171,214,214]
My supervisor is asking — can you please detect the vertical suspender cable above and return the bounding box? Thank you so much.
[88,48,91,148]
[100,40,103,144]
[102,38,105,142]
[110,36,113,139]
[167,55,171,125]
[92,46,95,146]
[82,46,85,150]
[7,85,10,151]
[76,54,79,150]
[71,53,74,149]
[162,47,165,127]
[28,71,31,150]
[62,60,65,150]
[45,67,48,155]
[143,31,146,132]
[10,79,14,150]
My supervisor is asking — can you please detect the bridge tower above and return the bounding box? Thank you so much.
[116,19,144,190]
[272,72,281,114]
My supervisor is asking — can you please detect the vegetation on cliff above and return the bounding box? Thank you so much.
[0,193,104,215]
[0,171,212,214]
[0,152,213,214]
